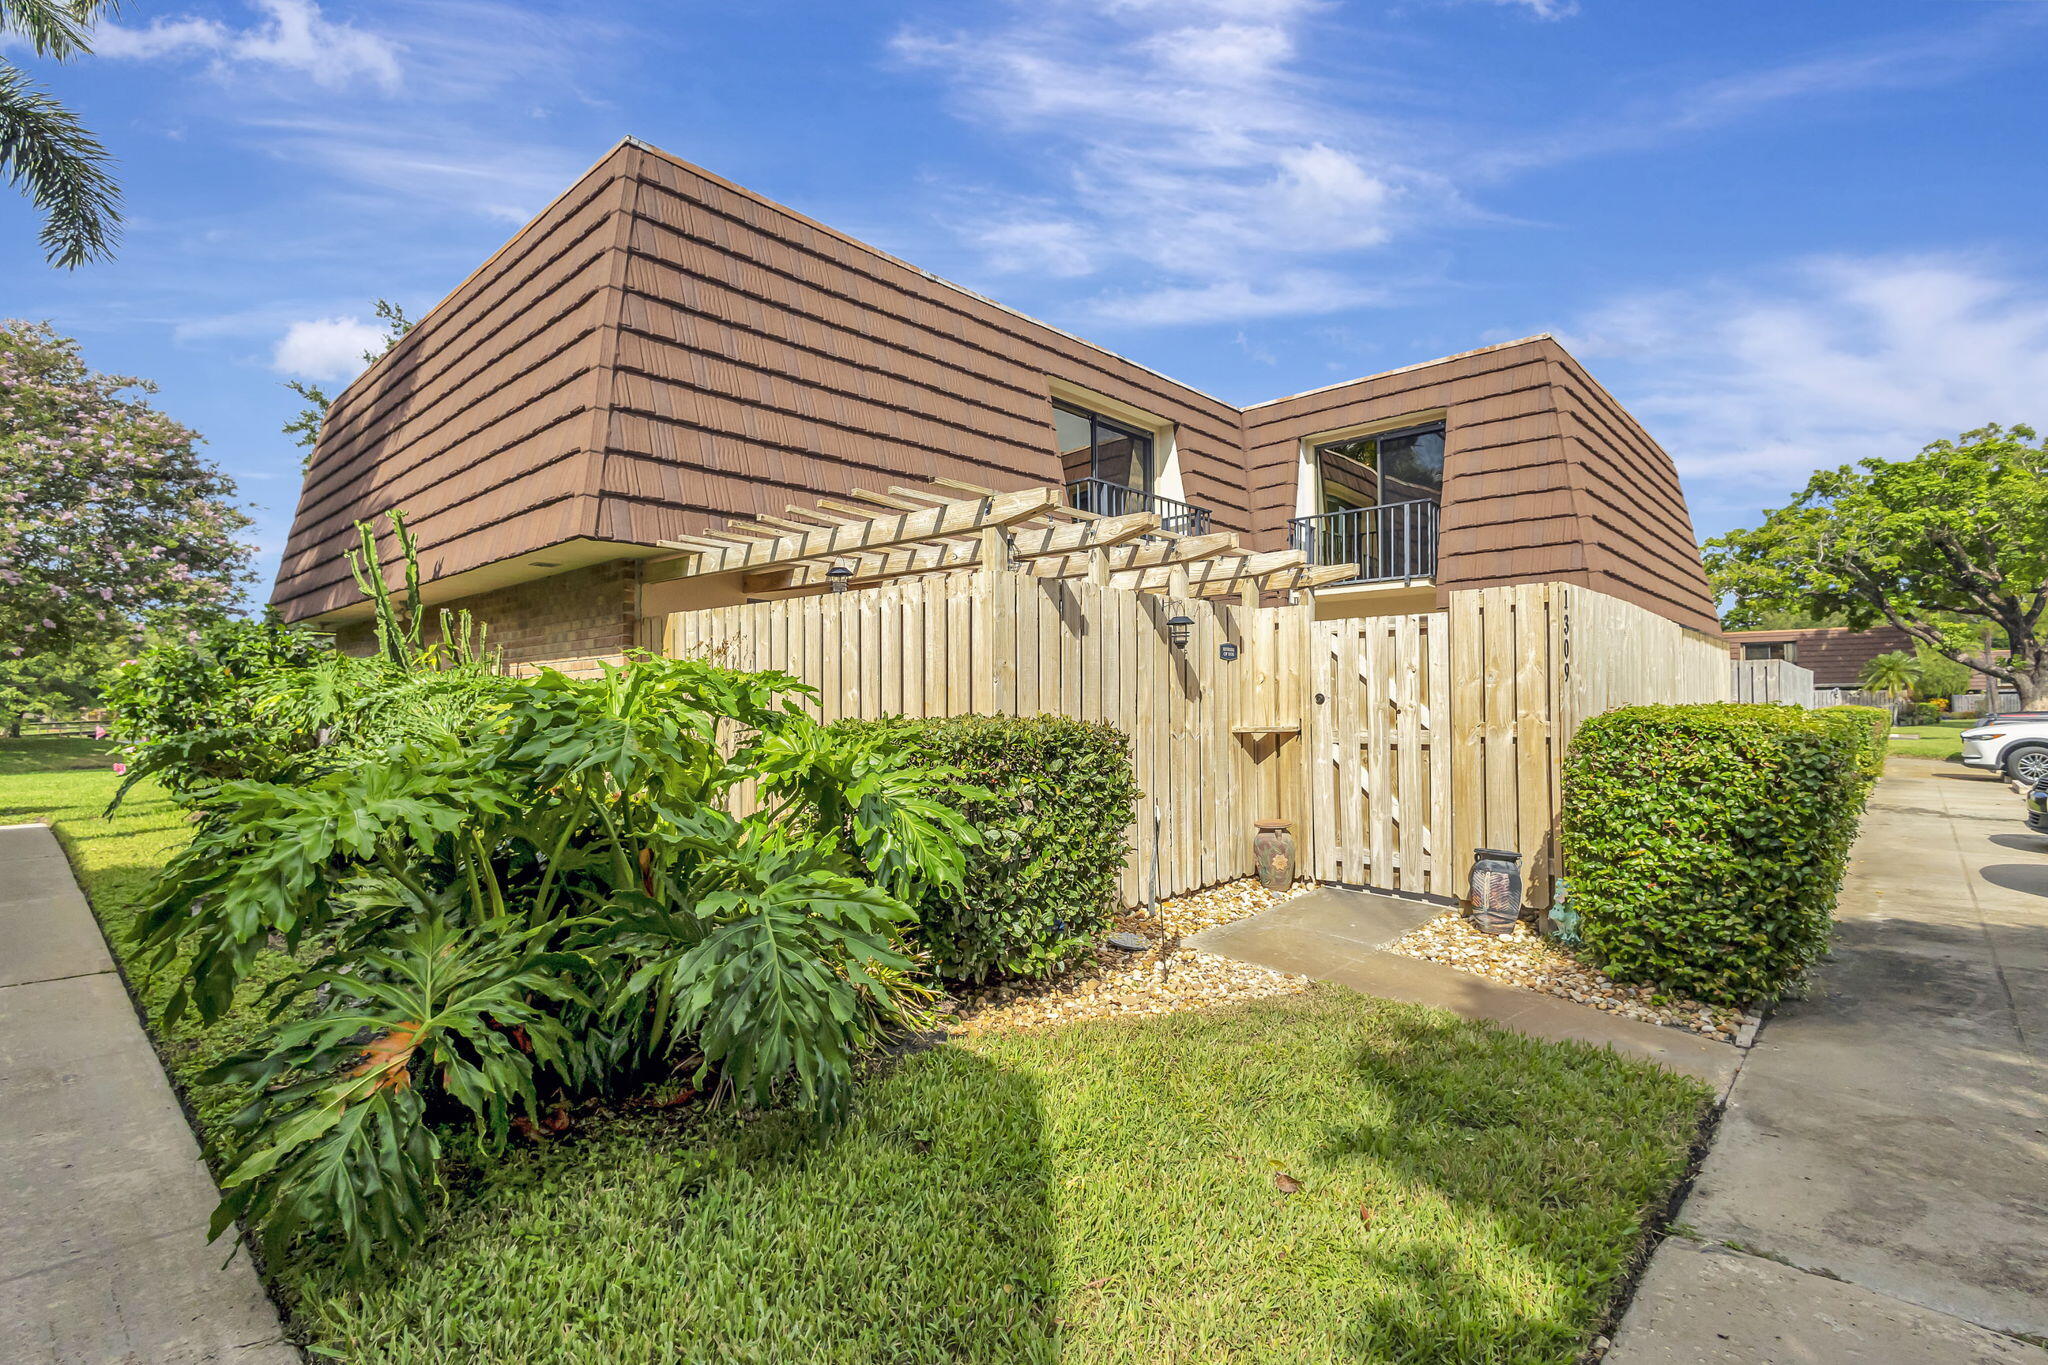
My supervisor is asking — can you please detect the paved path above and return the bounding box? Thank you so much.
[1609,760,2048,1364]
[1192,885,1742,1089]
[0,824,298,1364]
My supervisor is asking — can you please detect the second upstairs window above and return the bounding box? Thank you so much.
[1313,421,1445,514]
[1056,400,1156,493]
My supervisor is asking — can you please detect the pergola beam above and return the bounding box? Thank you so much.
[1027,531,1238,580]
[1111,548,1306,594]
[737,511,1158,593]
[1188,562,1360,598]
[653,486,1062,581]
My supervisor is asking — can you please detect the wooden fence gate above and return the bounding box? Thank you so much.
[1302,613,1453,897]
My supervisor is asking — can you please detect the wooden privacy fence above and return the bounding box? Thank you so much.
[1446,582,1731,907]
[657,569,1315,908]
[1731,658,1817,707]
[653,574,1729,910]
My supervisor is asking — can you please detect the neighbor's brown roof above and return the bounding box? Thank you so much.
[1723,625,2003,688]
[271,138,1719,634]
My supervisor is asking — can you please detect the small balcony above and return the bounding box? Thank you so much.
[1066,477,1213,537]
[1287,499,1439,585]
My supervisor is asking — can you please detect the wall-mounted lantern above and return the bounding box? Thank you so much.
[1166,614,1194,650]
[826,564,853,594]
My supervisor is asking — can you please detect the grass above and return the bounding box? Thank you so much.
[1885,717,1973,761]
[0,733,115,772]
[2,748,1711,1365]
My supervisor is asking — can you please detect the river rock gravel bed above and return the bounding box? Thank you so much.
[941,878,1312,1033]
[1389,911,1750,1042]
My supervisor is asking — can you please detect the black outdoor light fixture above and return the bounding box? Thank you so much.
[1166,614,1195,650]
[826,564,853,594]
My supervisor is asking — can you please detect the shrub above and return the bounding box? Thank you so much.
[832,714,1140,980]
[1900,701,1944,726]
[138,653,977,1272]
[103,613,330,788]
[1561,703,1864,1004]
[104,517,513,801]
[1814,704,1892,784]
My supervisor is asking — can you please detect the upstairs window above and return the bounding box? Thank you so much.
[1056,400,1156,492]
[1313,421,1445,513]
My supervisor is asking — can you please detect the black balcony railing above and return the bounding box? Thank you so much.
[1066,477,1213,537]
[1287,499,1439,585]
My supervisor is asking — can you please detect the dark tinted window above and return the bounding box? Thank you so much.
[1055,401,1155,490]
[1314,421,1445,511]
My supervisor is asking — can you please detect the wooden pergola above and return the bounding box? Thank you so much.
[644,478,1360,602]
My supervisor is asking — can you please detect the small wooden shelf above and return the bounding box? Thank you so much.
[1231,723,1301,736]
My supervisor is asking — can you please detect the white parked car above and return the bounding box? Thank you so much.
[1960,714,2048,783]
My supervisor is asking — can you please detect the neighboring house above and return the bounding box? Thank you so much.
[1724,625,1998,691]
[271,138,1718,667]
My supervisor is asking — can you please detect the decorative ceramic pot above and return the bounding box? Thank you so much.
[1467,848,1524,935]
[1253,819,1295,890]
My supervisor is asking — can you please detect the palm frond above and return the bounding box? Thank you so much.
[0,61,121,267]
[0,1,111,60]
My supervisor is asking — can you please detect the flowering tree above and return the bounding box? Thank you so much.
[0,319,252,654]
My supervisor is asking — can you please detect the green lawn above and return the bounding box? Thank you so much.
[3,754,1710,1365]
[1885,718,1973,761]
[0,733,115,772]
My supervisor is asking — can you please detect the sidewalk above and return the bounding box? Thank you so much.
[1608,759,2048,1363]
[0,824,297,1364]
[1191,885,1742,1089]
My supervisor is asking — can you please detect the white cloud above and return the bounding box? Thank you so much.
[1091,271,1385,327]
[1480,0,1578,18]
[1486,7,2046,176]
[894,0,1453,327]
[249,116,585,224]
[98,0,402,92]
[1563,254,2048,532]
[272,315,387,381]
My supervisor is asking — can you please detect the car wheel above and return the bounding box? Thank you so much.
[2004,745,2048,784]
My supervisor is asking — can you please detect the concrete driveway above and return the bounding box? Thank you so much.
[1609,759,2048,1363]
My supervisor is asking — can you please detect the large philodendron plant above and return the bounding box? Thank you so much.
[137,653,975,1272]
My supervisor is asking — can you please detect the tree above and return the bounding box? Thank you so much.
[1858,651,1919,705]
[282,300,414,469]
[0,634,119,736]
[1705,425,2048,709]
[0,319,252,651]
[2,1,121,267]
[1911,643,1973,701]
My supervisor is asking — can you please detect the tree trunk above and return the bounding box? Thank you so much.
[2008,656,2048,711]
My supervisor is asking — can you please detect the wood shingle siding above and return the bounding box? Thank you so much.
[272,139,1719,636]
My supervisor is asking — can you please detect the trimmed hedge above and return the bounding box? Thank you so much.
[831,714,1140,981]
[1815,704,1892,785]
[1561,703,1867,1004]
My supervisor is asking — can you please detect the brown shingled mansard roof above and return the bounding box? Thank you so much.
[272,137,1720,635]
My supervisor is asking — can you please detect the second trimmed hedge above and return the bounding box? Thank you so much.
[1815,704,1892,784]
[831,713,1140,981]
[1562,703,1868,1004]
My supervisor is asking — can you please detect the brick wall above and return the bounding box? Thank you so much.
[333,560,641,675]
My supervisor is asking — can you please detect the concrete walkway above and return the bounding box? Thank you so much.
[0,824,297,1364]
[1608,760,2048,1364]
[1192,885,1742,1089]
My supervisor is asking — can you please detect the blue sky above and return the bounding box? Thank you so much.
[7,0,2048,602]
